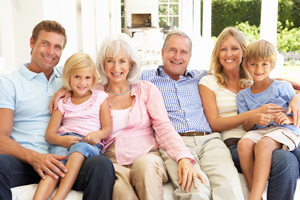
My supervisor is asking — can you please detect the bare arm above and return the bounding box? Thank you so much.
[287,93,300,128]
[49,87,71,114]
[0,108,67,180]
[199,85,285,132]
[84,99,112,145]
[45,109,81,148]
[276,78,300,91]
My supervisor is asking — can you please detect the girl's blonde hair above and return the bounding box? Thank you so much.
[209,27,252,88]
[62,52,99,91]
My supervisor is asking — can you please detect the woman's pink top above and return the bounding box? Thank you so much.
[57,90,108,143]
[97,80,195,165]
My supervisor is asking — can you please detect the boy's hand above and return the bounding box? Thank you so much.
[250,113,272,126]
[274,113,293,125]
[256,103,285,114]
[84,131,101,146]
[60,135,82,148]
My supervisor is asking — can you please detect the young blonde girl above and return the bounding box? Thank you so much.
[33,52,112,200]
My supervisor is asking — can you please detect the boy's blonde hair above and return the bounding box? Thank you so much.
[209,27,252,89]
[243,39,277,66]
[62,52,99,91]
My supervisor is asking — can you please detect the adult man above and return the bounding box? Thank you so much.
[141,30,300,200]
[0,20,115,200]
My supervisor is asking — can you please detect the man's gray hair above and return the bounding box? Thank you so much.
[162,30,193,55]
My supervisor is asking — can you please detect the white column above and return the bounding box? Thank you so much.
[81,0,97,59]
[0,0,15,71]
[110,0,121,34]
[260,0,283,77]
[95,0,110,55]
[44,0,78,66]
[202,0,211,38]
[260,0,278,46]
[193,0,201,36]
[181,0,193,35]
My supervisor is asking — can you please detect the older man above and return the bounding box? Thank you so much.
[141,30,300,200]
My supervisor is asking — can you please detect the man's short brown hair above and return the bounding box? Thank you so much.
[32,20,67,49]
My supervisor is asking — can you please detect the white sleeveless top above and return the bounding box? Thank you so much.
[111,107,131,137]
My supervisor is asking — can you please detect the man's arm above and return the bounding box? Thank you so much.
[287,93,300,128]
[0,108,68,180]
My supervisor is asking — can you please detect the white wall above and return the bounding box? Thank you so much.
[0,0,118,73]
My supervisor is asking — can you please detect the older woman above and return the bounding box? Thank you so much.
[199,27,300,200]
[51,33,201,200]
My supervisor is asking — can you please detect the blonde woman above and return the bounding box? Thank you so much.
[199,27,300,200]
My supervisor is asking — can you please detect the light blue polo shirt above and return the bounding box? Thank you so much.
[0,63,63,154]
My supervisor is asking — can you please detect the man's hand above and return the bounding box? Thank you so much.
[177,158,204,193]
[287,93,300,128]
[84,131,101,146]
[49,88,70,114]
[28,152,68,180]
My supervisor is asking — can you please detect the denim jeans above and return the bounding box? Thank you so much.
[50,132,103,165]
[229,145,300,200]
[0,154,115,200]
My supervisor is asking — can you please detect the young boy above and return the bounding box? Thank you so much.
[236,39,300,200]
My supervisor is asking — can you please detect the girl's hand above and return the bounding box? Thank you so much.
[84,131,102,146]
[250,113,272,126]
[60,135,82,148]
[274,113,293,125]
[255,103,285,115]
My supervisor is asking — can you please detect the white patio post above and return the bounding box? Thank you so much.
[260,0,283,77]
[181,0,193,35]
[202,0,211,38]
[194,0,201,36]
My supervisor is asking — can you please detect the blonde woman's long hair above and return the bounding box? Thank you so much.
[209,27,252,89]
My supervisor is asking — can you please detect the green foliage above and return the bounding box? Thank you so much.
[235,21,300,55]
[278,0,300,29]
[210,0,300,37]
[235,22,260,44]
[211,0,261,37]
[277,21,300,53]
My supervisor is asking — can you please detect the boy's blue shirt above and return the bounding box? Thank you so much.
[237,79,299,135]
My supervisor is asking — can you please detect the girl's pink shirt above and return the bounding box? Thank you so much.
[97,80,195,165]
[56,90,108,142]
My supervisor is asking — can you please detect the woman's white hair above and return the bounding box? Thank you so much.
[96,33,141,85]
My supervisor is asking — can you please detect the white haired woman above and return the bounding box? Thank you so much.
[51,33,201,200]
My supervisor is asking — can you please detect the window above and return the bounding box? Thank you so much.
[121,0,125,29]
[158,0,180,28]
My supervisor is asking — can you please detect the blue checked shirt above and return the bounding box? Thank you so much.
[141,65,212,133]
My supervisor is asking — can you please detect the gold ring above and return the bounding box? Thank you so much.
[192,172,197,176]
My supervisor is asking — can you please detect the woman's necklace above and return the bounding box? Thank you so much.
[105,85,131,96]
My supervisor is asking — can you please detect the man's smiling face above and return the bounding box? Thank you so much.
[30,30,64,74]
[162,35,192,81]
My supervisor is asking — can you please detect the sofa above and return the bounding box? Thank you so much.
[10,174,300,199]
[5,64,300,199]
